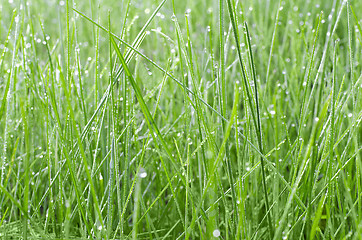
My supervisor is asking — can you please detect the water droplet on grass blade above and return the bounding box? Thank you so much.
[139,168,147,178]
[171,14,176,21]
[213,229,220,237]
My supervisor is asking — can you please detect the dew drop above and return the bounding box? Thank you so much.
[213,229,220,237]
[139,168,147,178]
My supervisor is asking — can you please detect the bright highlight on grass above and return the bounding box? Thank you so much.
[1,0,362,239]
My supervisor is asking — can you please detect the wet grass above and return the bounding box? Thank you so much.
[0,0,362,239]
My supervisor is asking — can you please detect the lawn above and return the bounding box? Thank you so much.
[0,0,362,239]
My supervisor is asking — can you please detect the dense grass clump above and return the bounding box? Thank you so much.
[1,0,362,239]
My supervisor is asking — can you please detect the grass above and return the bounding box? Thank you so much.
[0,0,362,239]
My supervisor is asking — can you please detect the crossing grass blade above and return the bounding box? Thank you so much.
[110,35,179,174]
[226,0,273,237]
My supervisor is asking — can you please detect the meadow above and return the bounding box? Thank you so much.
[0,0,362,239]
